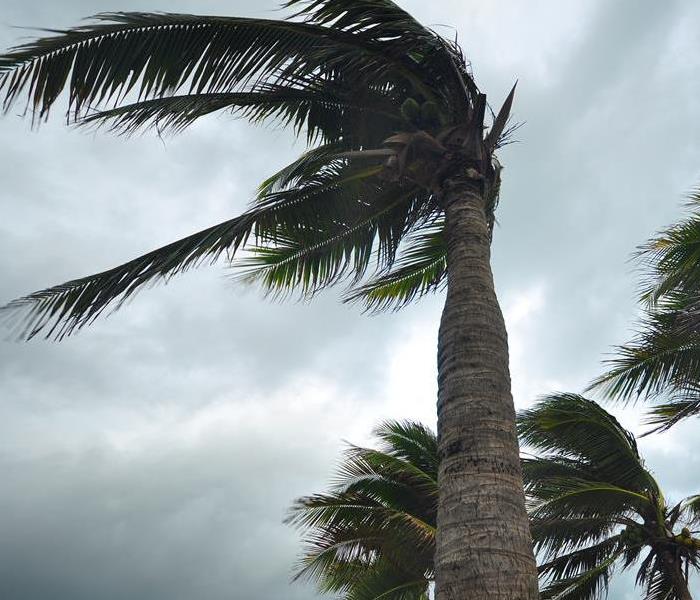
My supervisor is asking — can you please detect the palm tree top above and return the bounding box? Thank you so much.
[0,0,516,340]
[522,393,700,600]
[287,419,437,600]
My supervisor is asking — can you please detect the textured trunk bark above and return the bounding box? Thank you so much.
[662,550,693,600]
[434,175,539,600]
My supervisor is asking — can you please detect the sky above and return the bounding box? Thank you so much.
[1,1,700,599]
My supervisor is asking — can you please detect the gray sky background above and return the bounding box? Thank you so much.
[1,1,700,599]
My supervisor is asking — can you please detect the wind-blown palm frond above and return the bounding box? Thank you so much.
[520,394,700,600]
[530,516,619,558]
[1,212,255,340]
[287,420,437,599]
[679,495,700,528]
[645,566,677,600]
[643,382,700,433]
[344,561,429,600]
[589,309,700,403]
[537,535,624,582]
[591,195,700,431]
[80,82,404,141]
[284,0,472,116]
[1,158,388,338]
[538,553,620,600]
[237,180,432,300]
[344,222,446,312]
[637,191,700,306]
[0,11,453,123]
[518,393,655,491]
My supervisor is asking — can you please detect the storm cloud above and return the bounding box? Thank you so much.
[1,1,700,598]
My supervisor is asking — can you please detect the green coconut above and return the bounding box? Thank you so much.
[420,101,442,129]
[400,97,421,124]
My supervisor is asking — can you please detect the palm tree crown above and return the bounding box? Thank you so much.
[0,1,513,339]
[520,393,700,600]
[591,195,700,432]
[287,420,436,600]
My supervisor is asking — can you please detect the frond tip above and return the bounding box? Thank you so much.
[344,222,446,312]
[0,213,255,340]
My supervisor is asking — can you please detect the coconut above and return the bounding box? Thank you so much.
[400,98,421,124]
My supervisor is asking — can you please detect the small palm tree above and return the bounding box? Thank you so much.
[0,2,538,596]
[287,420,437,600]
[519,393,700,600]
[592,194,700,432]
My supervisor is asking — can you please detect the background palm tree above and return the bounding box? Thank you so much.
[592,195,700,432]
[520,393,700,600]
[288,420,436,600]
[292,398,700,600]
[0,1,538,597]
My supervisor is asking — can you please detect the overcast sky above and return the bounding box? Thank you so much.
[1,1,700,599]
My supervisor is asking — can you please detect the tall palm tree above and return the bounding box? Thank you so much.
[288,420,437,600]
[0,2,538,596]
[591,195,700,432]
[520,393,700,600]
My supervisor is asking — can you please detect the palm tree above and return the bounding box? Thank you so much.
[287,420,436,600]
[519,393,700,600]
[0,2,538,596]
[591,194,700,432]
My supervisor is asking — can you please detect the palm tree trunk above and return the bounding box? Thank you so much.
[435,175,539,599]
[662,550,693,600]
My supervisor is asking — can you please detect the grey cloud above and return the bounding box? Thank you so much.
[2,2,700,600]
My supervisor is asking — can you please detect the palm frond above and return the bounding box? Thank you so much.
[530,516,619,557]
[344,222,446,312]
[635,548,657,589]
[537,534,624,582]
[285,0,473,113]
[287,419,436,599]
[637,190,700,306]
[680,495,700,528]
[0,212,257,340]
[293,526,428,593]
[538,552,620,600]
[336,452,436,516]
[372,420,438,480]
[645,563,677,600]
[79,81,403,141]
[346,565,429,600]
[237,182,431,300]
[484,82,516,151]
[590,194,700,433]
[589,314,700,403]
[0,161,353,337]
[287,0,431,39]
[0,11,450,124]
[257,142,348,196]
[643,386,700,434]
[528,478,650,522]
[522,456,600,495]
[517,393,656,492]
